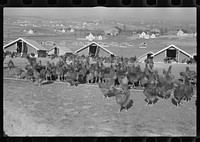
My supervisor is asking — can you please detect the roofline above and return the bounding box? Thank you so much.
[3,37,44,51]
[22,38,40,50]
[152,44,192,58]
[191,53,196,56]
[48,46,56,52]
[74,41,115,55]
[3,38,23,50]
[137,51,154,60]
[48,46,73,53]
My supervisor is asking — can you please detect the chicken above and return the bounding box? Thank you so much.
[183,75,194,102]
[56,66,64,82]
[87,72,94,83]
[12,68,24,79]
[26,54,36,66]
[157,82,174,100]
[111,84,130,113]
[32,67,46,86]
[7,59,15,74]
[156,66,175,100]
[98,74,117,98]
[179,67,196,82]
[171,83,185,107]
[143,80,159,106]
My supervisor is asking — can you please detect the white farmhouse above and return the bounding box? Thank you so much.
[61,29,66,33]
[98,35,103,40]
[86,33,95,41]
[150,33,156,38]
[28,29,34,34]
[177,29,188,37]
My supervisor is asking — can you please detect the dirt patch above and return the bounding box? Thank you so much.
[3,79,196,136]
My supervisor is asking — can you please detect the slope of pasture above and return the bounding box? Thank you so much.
[3,57,196,136]
[3,78,196,136]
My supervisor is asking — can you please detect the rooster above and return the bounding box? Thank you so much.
[156,66,175,99]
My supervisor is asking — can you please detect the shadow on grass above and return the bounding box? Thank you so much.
[41,81,54,85]
[127,99,134,110]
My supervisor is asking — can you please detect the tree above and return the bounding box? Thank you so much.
[160,27,165,35]
[164,27,168,34]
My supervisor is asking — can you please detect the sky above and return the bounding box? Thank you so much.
[4,7,196,22]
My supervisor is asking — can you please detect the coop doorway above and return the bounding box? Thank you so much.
[54,47,58,55]
[166,48,177,59]
[89,44,97,57]
[193,55,197,62]
[16,41,22,53]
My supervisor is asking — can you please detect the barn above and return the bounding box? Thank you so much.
[74,42,115,57]
[3,38,47,57]
[152,44,193,63]
[48,46,73,56]
[137,51,154,63]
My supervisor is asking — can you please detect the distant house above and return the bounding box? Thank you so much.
[177,29,188,37]
[28,29,35,34]
[137,31,149,39]
[98,35,103,40]
[152,44,193,63]
[61,29,66,33]
[105,27,120,36]
[3,37,47,57]
[70,28,75,33]
[86,33,95,41]
[150,33,156,38]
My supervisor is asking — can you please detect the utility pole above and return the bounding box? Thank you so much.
[7,29,9,37]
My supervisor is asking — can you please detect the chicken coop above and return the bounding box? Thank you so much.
[3,38,47,57]
[74,41,115,57]
[152,44,193,63]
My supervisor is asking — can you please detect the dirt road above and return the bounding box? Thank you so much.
[3,79,196,136]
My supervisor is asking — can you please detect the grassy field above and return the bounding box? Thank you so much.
[3,78,196,136]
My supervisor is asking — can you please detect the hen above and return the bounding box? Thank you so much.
[111,84,130,113]
[171,82,185,107]
[183,75,194,102]
[7,59,15,74]
[143,81,159,106]
[12,68,24,79]
[32,67,46,86]
[98,73,117,98]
